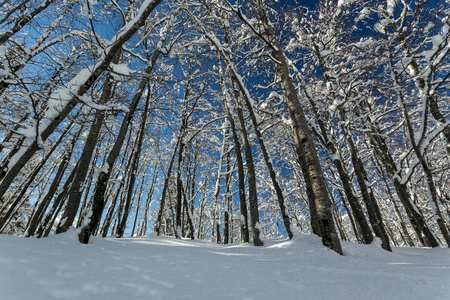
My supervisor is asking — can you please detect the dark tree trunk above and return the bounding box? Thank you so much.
[25,123,80,237]
[223,152,232,244]
[76,148,100,228]
[248,0,342,254]
[131,178,144,237]
[296,73,373,244]
[367,128,440,247]
[78,50,161,244]
[231,81,263,246]
[0,0,54,45]
[101,171,126,237]
[175,145,184,239]
[218,64,250,244]
[336,110,391,251]
[0,121,77,231]
[56,74,116,234]
[35,162,80,238]
[182,184,195,239]
[140,164,158,236]
[0,0,163,203]
[117,87,152,238]
[155,138,180,236]
[228,61,293,240]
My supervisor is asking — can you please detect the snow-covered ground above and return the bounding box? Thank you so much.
[1,230,449,300]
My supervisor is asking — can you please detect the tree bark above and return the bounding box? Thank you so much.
[25,123,80,237]
[78,49,161,244]
[217,61,250,244]
[117,85,152,238]
[56,75,116,234]
[0,0,54,45]
[155,138,180,236]
[367,127,440,247]
[35,161,80,238]
[230,80,263,246]
[0,121,77,231]
[0,0,163,202]
[249,0,342,254]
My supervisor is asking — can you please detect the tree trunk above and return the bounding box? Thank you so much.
[0,121,77,231]
[117,86,152,238]
[0,0,163,202]
[367,128,440,247]
[155,138,180,236]
[230,81,263,246]
[336,111,391,251]
[223,152,232,244]
[35,161,80,238]
[131,177,144,237]
[139,164,158,236]
[78,49,161,244]
[25,123,80,237]
[182,184,195,239]
[294,70,373,244]
[249,0,342,254]
[56,74,116,234]
[218,63,250,244]
[174,141,185,239]
[0,0,54,45]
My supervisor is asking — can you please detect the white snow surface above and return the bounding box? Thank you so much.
[0,230,449,300]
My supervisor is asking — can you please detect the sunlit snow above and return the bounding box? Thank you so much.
[0,230,448,300]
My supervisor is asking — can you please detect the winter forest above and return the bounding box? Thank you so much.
[0,0,449,257]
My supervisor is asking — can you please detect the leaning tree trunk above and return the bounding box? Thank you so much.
[139,164,158,236]
[76,147,101,228]
[35,161,80,238]
[250,0,342,254]
[292,69,373,245]
[230,80,263,246]
[0,0,54,45]
[131,178,144,236]
[25,122,80,237]
[78,49,161,244]
[367,126,440,247]
[0,120,77,231]
[100,161,130,237]
[336,110,391,251]
[218,65,250,244]
[174,140,185,239]
[223,151,232,244]
[155,138,180,236]
[181,184,195,239]
[218,25,293,239]
[56,73,116,234]
[370,151,417,246]
[390,58,450,246]
[222,17,293,239]
[0,0,163,203]
[294,10,389,250]
[116,86,153,238]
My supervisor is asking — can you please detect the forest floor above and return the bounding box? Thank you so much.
[1,230,449,300]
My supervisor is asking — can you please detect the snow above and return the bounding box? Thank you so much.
[356,7,370,21]
[0,230,449,300]
[110,63,134,76]
[101,162,110,174]
[425,29,449,63]
[387,0,396,16]
[44,67,93,122]
[337,0,357,7]
[352,37,373,49]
